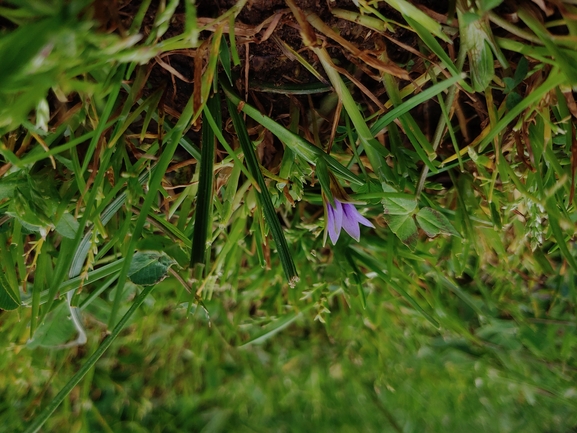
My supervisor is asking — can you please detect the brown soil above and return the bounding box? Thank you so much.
[111,0,549,178]
[120,0,421,119]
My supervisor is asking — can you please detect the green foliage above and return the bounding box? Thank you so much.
[128,251,176,286]
[0,0,577,432]
[0,269,19,310]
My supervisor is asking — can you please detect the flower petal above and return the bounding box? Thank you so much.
[354,211,375,229]
[341,203,374,241]
[327,199,343,245]
[341,203,362,241]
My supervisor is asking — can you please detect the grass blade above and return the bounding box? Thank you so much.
[190,93,219,269]
[370,73,462,135]
[220,78,363,186]
[226,98,299,286]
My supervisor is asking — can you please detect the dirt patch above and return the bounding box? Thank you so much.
[134,0,418,119]
[115,0,493,173]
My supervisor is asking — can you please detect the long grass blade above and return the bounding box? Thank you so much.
[220,78,362,186]
[226,98,299,286]
[191,93,219,269]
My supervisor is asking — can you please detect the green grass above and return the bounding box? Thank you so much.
[1,0,577,432]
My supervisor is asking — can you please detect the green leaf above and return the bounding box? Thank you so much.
[0,270,19,310]
[461,12,481,26]
[128,251,177,286]
[415,207,461,238]
[513,56,529,87]
[55,212,79,239]
[480,0,503,12]
[0,172,23,200]
[489,202,502,229]
[27,302,75,349]
[219,38,233,84]
[381,184,417,215]
[506,92,523,111]
[503,77,515,93]
[384,214,418,251]
[137,236,188,267]
[382,196,418,215]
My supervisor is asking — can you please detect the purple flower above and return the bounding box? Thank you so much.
[325,198,375,245]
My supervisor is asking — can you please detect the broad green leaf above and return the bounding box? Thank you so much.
[128,251,177,286]
[381,184,417,215]
[384,214,418,250]
[382,195,418,215]
[55,212,79,239]
[513,56,529,87]
[506,92,523,111]
[27,302,75,349]
[416,207,461,238]
[0,172,24,200]
[137,236,188,267]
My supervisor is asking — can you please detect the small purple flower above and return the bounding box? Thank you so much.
[325,198,375,245]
